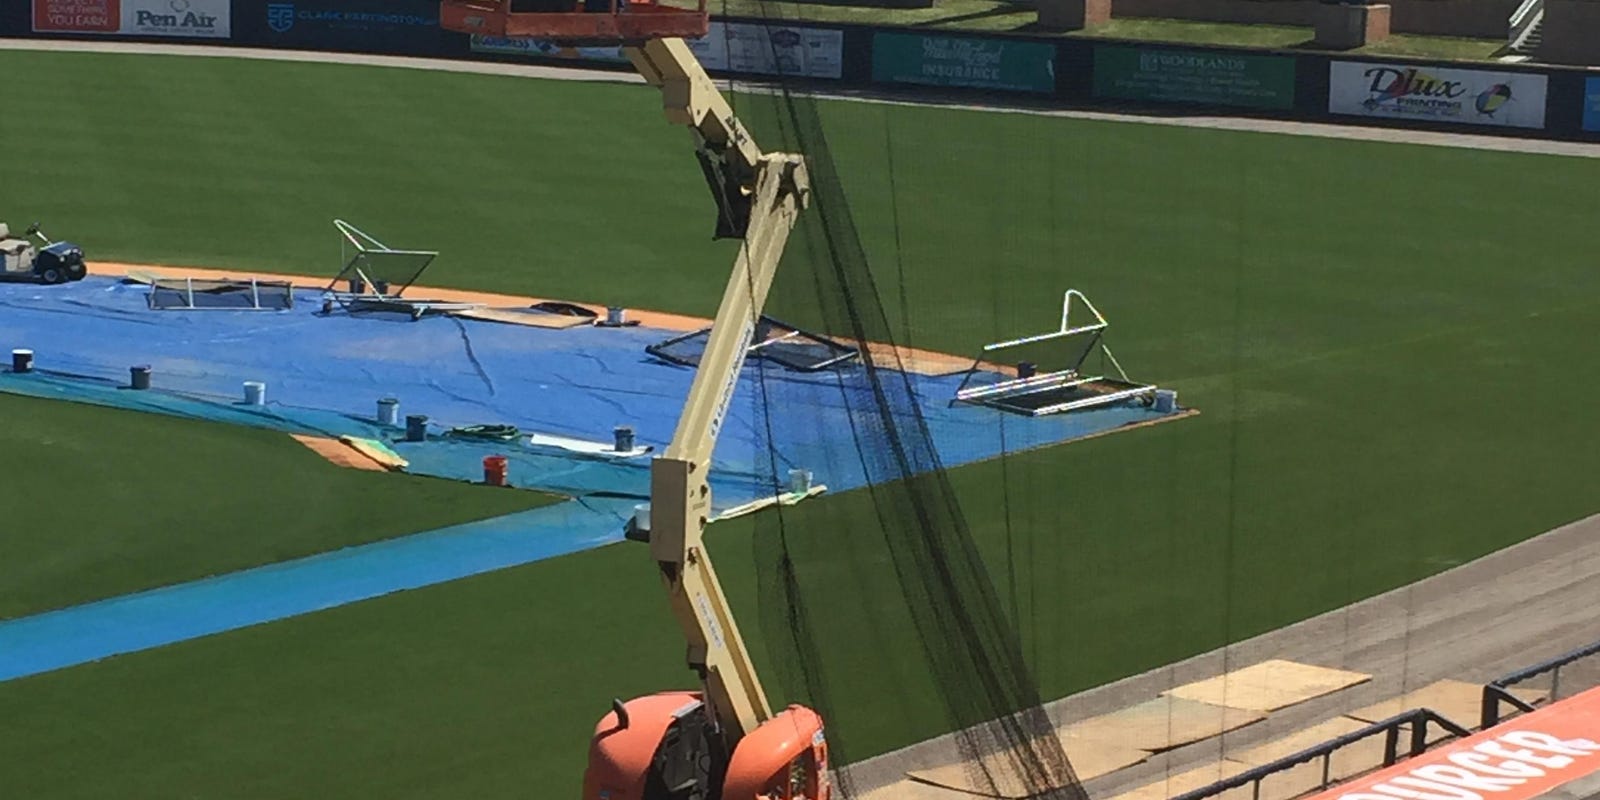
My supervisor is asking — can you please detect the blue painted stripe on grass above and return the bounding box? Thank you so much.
[0,498,632,683]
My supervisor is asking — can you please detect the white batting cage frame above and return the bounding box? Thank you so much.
[954,289,1159,416]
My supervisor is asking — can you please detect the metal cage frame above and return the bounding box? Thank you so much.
[646,316,860,373]
[953,289,1158,416]
[147,277,295,311]
[324,219,481,319]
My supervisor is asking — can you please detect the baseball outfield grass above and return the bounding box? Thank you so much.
[4,49,1600,797]
[0,393,557,621]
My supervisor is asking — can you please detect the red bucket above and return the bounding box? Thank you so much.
[483,455,509,486]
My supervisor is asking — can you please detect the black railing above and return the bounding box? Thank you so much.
[1481,638,1600,729]
[1169,709,1472,800]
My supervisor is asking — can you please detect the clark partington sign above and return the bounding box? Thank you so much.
[1329,61,1547,130]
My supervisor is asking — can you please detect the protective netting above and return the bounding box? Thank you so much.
[327,220,439,302]
[331,249,437,297]
[725,32,1088,800]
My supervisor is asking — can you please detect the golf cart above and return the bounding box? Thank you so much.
[0,222,87,284]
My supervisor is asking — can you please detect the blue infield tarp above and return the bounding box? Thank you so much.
[0,276,1178,507]
[0,499,634,683]
[0,275,1183,681]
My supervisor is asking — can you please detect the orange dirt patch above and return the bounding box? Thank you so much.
[290,433,388,471]
[92,261,980,375]
[95,261,708,331]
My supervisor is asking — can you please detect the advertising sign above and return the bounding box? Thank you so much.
[262,1,437,36]
[123,0,228,37]
[33,0,229,38]
[472,21,843,80]
[872,32,1055,94]
[1329,61,1548,129]
[1093,46,1294,110]
[470,33,630,64]
[255,0,447,53]
[33,0,118,33]
[719,22,842,79]
[1300,686,1600,800]
[1584,77,1600,133]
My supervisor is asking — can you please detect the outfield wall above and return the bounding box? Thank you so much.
[1109,0,1520,40]
[4,0,1600,141]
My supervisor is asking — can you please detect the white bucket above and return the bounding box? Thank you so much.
[632,503,652,533]
[377,397,400,426]
[243,381,267,406]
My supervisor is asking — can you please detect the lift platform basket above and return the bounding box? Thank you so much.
[440,0,709,44]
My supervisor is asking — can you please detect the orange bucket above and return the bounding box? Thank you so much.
[483,455,509,486]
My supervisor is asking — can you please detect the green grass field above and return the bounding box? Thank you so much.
[4,49,1600,797]
[0,393,556,620]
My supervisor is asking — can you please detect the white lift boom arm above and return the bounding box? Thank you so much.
[628,37,811,741]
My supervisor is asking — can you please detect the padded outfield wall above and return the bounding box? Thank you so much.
[3,1,1600,140]
[1108,0,1521,39]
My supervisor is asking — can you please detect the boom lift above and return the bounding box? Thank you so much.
[441,4,831,798]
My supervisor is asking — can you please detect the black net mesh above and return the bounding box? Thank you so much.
[722,33,1088,800]
[330,249,437,297]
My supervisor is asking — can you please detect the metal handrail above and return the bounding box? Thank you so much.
[1509,0,1544,49]
[1511,0,1542,30]
[1481,639,1600,729]
[1170,709,1472,800]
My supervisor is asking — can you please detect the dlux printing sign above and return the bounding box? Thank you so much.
[33,0,230,37]
[472,22,843,80]
[1329,61,1547,129]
